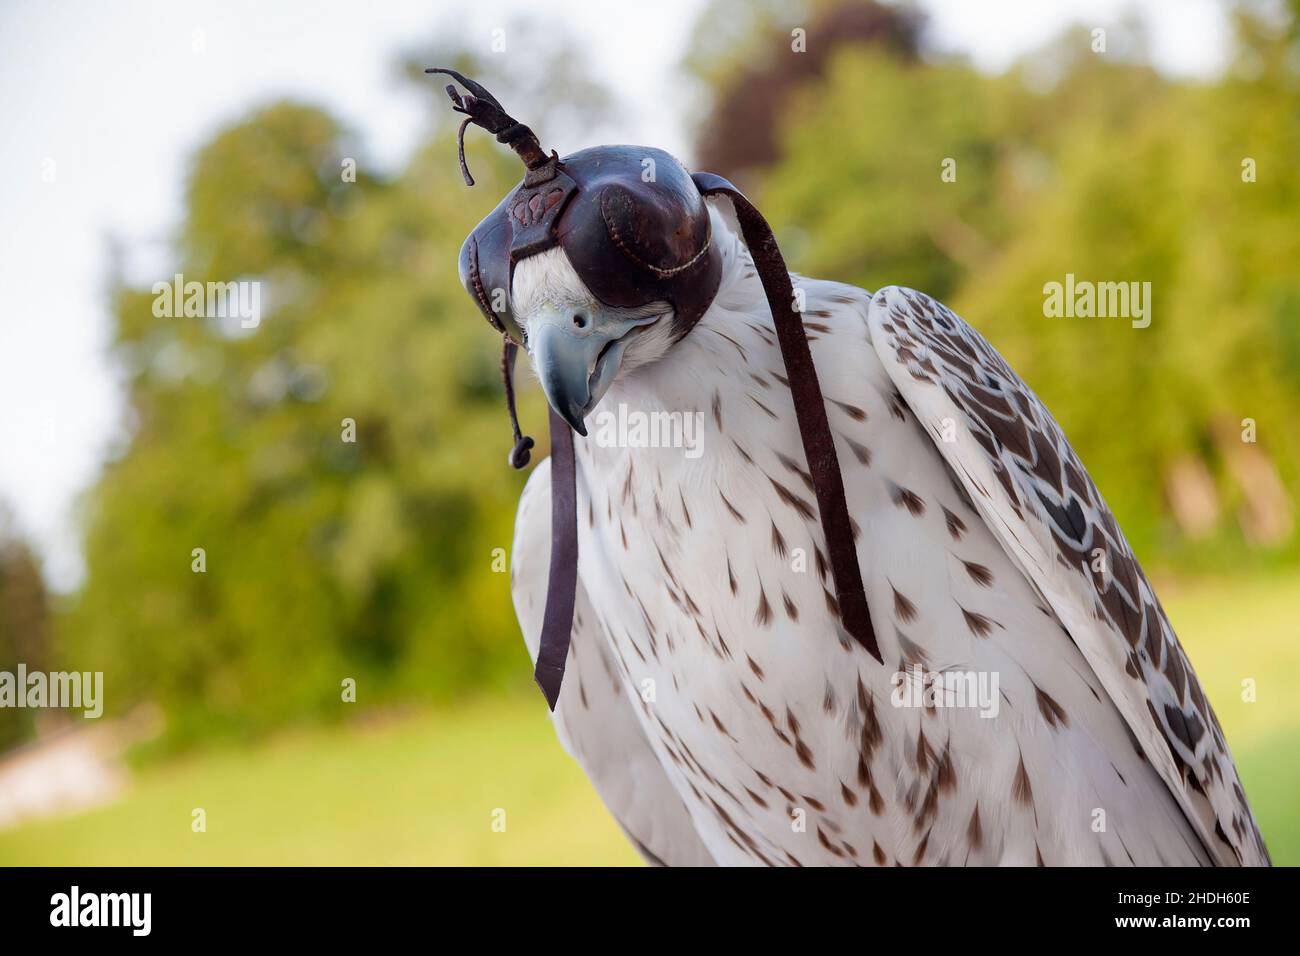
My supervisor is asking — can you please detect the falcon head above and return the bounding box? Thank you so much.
[431,69,723,444]
[510,249,676,435]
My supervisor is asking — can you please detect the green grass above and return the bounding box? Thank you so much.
[1159,572,1300,865]
[0,572,1296,866]
[0,697,640,866]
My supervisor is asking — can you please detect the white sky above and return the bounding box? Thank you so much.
[0,0,1230,590]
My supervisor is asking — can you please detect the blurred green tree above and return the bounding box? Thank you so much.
[60,60,595,748]
[0,506,52,749]
[684,0,923,184]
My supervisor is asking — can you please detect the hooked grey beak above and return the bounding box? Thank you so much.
[527,307,659,436]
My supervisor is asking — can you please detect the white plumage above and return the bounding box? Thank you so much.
[508,198,1268,866]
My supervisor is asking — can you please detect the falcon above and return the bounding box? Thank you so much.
[430,69,1269,867]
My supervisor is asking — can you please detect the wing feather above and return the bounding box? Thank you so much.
[866,286,1268,866]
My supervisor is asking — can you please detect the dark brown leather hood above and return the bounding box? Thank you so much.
[459,144,723,345]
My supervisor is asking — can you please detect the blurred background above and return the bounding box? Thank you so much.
[0,0,1297,865]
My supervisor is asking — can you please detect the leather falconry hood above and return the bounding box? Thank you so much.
[429,68,880,709]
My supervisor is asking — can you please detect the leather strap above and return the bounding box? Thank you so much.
[693,173,881,664]
[535,406,579,709]
[501,337,535,469]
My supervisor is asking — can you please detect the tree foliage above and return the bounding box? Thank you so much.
[60,97,553,748]
[0,508,52,748]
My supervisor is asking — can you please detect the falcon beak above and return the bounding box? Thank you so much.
[526,306,658,436]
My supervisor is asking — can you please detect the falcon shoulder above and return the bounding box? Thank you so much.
[510,458,716,866]
[864,285,1269,867]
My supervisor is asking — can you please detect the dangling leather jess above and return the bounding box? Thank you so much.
[499,336,534,469]
[431,67,879,711]
[499,331,576,709]
[534,408,578,708]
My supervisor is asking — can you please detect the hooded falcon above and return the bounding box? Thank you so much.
[431,69,1269,867]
